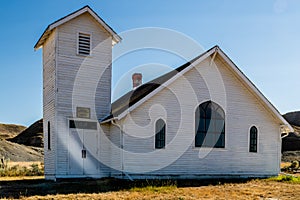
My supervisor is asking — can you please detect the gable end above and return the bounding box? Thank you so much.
[34,5,121,50]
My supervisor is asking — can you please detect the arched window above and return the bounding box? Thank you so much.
[249,126,258,152]
[155,119,166,149]
[47,121,51,150]
[195,101,225,148]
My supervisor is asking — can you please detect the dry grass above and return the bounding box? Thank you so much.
[0,161,44,177]
[0,176,44,181]
[6,161,42,168]
[281,162,291,169]
[0,123,26,139]
[14,179,300,200]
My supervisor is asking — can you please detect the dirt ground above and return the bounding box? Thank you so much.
[0,178,300,200]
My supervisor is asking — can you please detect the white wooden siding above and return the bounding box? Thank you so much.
[112,55,281,178]
[98,124,115,176]
[42,12,113,178]
[107,124,123,176]
[42,29,57,180]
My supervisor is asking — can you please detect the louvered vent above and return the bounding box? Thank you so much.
[78,33,91,56]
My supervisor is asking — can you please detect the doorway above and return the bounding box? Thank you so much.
[69,122,99,175]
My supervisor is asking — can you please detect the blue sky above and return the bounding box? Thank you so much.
[0,0,299,126]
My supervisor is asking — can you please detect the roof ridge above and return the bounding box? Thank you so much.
[34,5,121,50]
[107,46,218,119]
[102,45,293,133]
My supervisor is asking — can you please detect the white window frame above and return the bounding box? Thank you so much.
[248,125,259,153]
[154,118,167,150]
[194,100,226,149]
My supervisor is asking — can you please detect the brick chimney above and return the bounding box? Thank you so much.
[132,73,142,89]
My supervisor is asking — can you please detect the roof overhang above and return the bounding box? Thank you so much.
[34,5,121,50]
[216,48,294,133]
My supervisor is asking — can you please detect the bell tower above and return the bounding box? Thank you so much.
[35,6,121,180]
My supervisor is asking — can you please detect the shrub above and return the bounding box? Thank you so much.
[29,163,44,176]
[0,157,9,169]
[268,175,300,183]
[291,160,300,170]
[281,161,300,173]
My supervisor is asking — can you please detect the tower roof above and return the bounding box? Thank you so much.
[34,5,121,50]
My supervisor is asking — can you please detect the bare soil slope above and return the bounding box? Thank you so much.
[0,121,43,162]
[0,139,43,162]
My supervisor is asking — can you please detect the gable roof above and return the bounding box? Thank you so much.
[34,5,121,50]
[101,45,293,133]
[101,46,216,122]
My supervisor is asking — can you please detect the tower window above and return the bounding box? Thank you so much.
[48,121,51,150]
[78,33,91,56]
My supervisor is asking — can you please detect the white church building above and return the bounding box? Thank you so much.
[34,6,293,180]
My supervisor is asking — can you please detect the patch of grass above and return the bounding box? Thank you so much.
[12,179,300,200]
[0,162,44,177]
[0,176,44,181]
[2,178,300,199]
[267,175,300,183]
[130,185,177,192]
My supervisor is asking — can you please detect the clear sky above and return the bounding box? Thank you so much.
[0,0,299,126]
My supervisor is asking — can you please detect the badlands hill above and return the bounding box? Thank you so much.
[0,121,43,162]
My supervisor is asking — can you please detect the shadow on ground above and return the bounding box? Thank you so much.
[0,177,251,199]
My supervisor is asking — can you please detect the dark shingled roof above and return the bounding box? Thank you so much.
[101,46,218,122]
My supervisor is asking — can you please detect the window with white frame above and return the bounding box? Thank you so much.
[195,101,225,148]
[249,126,258,152]
[155,119,166,149]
